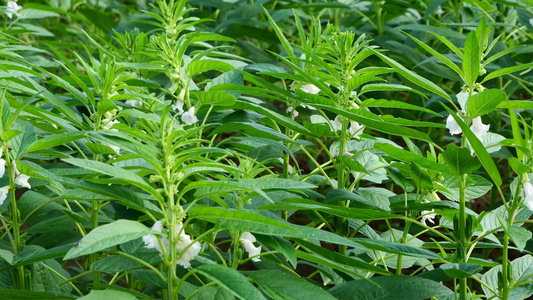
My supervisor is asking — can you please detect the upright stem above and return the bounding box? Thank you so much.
[501,235,509,300]
[459,174,467,300]
[91,202,100,289]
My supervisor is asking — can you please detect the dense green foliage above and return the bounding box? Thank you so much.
[0,0,532,299]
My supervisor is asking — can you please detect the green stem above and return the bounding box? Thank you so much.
[459,174,467,300]
[91,201,100,289]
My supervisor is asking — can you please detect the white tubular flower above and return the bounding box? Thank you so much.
[523,182,533,211]
[456,91,469,110]
[125,99,140,107]
[300,104,316,110]
[470,117,490,142]
[143,220,169,254]
[286,106,299,118]
[15,174,30,189]
[349,121,364,138]
[12,161,19,175]
[5,1,22,19]
[0,159,5,178]
[172,101,185,115]
[421,210,436,226]
[446,114,462,135]
[181,107,198,125]
[529,18,533,27]
[240,232,261,262]
[331,115,342,132]
[301,84,320,95]
[102,119,119,131]
[0,186,9,205]
[102,142,120,155]
[175,222,201,268]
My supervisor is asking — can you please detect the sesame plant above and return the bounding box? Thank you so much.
[0,0,532,299]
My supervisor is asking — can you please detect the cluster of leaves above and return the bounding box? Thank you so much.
[0,0,532,299]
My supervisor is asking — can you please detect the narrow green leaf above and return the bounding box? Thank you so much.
[463,31,480,88]
[369,49,451,101]
[28,131,86,152]
[361,99,439,116]
[481,62,533,83]
[374,143,453,174]
[78,290,137,300]
[353,238,441,259]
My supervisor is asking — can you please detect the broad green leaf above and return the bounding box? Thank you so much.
[467,89,506,118]
[195,264,267,300]
[370,49,451,101]
[328,275,452,300]
[438,174,492,202]
[247,270,338,300]
[463,31,480,88]
[64,220,151,260]
[9,122,36,159]
[255,235,297,268]
[31,261,62,293]
[443,105,502,186]
[187,60,234,77]
[442,144,481,175]
[193,90,236,106]
[482,255,533,299]
[19,9,60,19]
[440,263,482,279]
[91,253,161,273]
[0,290,75,299]
[508,226,532,251]
[78,290,137,300]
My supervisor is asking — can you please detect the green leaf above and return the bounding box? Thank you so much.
[442,105,502,186]
[328,275,452,300]
[210,122,295,143]
[508,226,532,251]
[195,264,267,300]
[9,122,36,159]
[374,143,452,174]
[369,49,450,101]
[463,31,480,88]
[187,60,233,77]
[353,238,441,259]
[467,89,506,118]
[188,206,299,233]
[440,263,482,279]
[359,83,427,98]
[77,290,137,300]
[296,239,390,275]
[261,6,294,58]
[247,270,338,300]
[442,144,481,175]
[64,220,151,260]
[482,62,533,83]
[28,131,86,152]
[18,9,60,19]
[360,99,439,116]
[193,90,236,106]
[0,290,75,300]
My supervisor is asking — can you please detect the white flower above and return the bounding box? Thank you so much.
[0,186,9,205]
[421,209,436,226]
[175,223,201,268]
[143,220,169,254]
[240,232,261,262]
[0,159,5,178]
[331,115,342,132]
[102,119,119,131]
[125,99,141,107]
[172,101,185,115]
[523,182,533,211]
[5,1,22,19]
[349,121,364,138]
[286,106,299,118]
[456,91,469,110]
[446,114,463,135]
[300,104,316,110]
[530,18,533,27]
[181,107,198,125]
[15,174,30,189]
[301,84,320,95]
[102,142,120,155]
[12,161,19,175]
[470,117,490,142]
